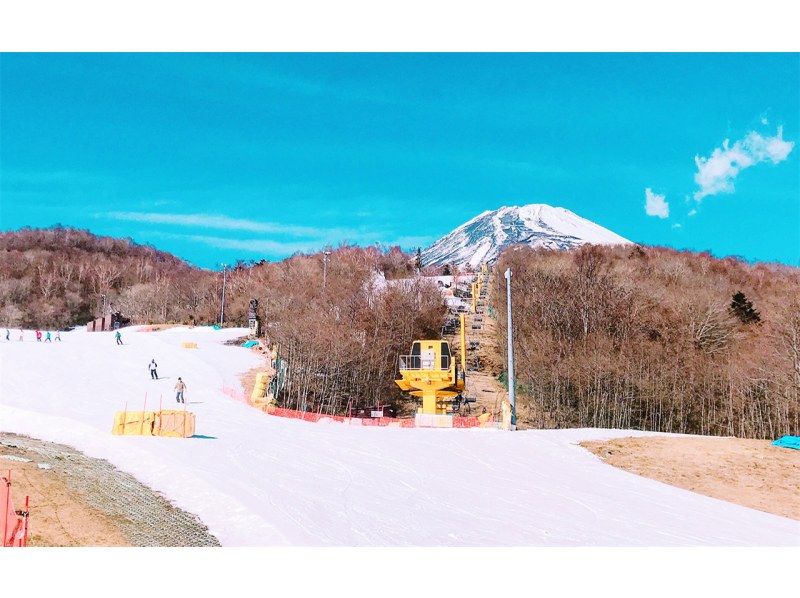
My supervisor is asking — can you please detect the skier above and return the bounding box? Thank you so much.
[4,329,9,341]
[55,331,62,342]
[115,330,123,345]
[174,377,186,403]
[18,330,23,341]
[148,359,159,380]
[44,331,52,343]
[35,330,42,342]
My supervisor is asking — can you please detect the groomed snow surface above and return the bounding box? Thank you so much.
[1,327,798,546]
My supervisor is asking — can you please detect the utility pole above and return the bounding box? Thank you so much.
[505,268,516,427]
[219,264,227,326]
[322,250,332,291]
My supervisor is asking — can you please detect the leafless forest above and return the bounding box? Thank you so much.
[494,245,800,438]
[4,227,799,436]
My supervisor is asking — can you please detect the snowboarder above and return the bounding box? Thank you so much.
[115,330,123,345]
[44,331,52,342]
[148,359,159,380]
[35,330,42,342]
[174,378,186,403]
[55,331,62,342]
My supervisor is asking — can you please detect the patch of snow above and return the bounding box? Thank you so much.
[1,327,798,546]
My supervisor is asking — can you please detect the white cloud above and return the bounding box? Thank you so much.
[672,223,682,229]
[103,211,321,237]
[693,126,794,200]
[644,188,669,219]
[760,116,769,125]
[688,208,698,217]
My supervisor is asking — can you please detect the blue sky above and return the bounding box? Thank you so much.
[1,53,798,269]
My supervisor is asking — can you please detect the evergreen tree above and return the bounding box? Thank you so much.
[729,291,761,324]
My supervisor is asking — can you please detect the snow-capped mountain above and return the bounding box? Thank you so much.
[421,204,631,267]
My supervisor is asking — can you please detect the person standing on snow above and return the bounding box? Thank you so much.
[4,329,9,341]
[115,330,123,345]
[55,331,62,342]
[18,330,24,341]
[148,359,159,380]
[35,330,42,342]
[174,377,186,403]
[44,331,52,342]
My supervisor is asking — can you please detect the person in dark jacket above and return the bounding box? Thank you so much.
[148,359,159,380]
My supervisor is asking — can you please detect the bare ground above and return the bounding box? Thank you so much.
[581,435,800,521]
[1,433,220,546]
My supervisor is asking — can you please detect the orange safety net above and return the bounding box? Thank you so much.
[220,386,494,429]
[259,405,486,428]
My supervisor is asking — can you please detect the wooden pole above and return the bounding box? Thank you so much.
[140,393,148,435]
[22,495,29,547]
[3,469,10,547]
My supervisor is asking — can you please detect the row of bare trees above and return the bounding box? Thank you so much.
[0,227,200,328]
[217,247,445,414]
[495,245,800,438]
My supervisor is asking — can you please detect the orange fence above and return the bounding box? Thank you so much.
[2,470,30,548]
[221,384,490,429]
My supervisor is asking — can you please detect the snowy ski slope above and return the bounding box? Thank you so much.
[1,327,798,546]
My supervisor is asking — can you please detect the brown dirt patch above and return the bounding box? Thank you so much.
[581,436,800,521]
[1,433,220,547]
[1,445,130,546]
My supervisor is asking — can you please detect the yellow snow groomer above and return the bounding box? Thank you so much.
[395,315,466,415]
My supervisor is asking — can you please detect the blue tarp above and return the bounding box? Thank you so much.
[772,436,800,450]
[241,340,259,348]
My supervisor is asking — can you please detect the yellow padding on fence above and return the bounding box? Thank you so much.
[250,371,272,402]
[181,342,198,349]
[155,410,196,438]
[112,410,195,437]
[112,411,156,435]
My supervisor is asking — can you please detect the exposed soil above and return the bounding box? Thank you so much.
[581,435,800,521]
[1,433,220,546]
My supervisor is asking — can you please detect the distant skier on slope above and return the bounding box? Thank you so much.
[55,331,62,342]
[4,329,9,341]
[35,330,42,342]
[175,378,186,403]
[44,331,52,342]
[148,359,159,380]
[18,330,23,341]
[115,330,123,345]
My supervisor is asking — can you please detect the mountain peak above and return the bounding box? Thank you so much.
[421,203,630,267]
